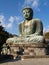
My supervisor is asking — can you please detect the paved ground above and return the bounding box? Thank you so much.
[0,58,49,65]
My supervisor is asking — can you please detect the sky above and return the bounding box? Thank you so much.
[0,0,49,35]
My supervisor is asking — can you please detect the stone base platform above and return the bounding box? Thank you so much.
[21,55,49,59]
[1,43,49,59]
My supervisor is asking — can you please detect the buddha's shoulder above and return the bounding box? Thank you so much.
[32,18,41,22]
[31,18,42,24]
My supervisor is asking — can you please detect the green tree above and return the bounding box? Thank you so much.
[44,32,49,39]
[0,25,9,53]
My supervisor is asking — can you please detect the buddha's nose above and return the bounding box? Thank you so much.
[25,14,28,17]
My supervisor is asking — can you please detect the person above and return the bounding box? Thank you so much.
[6,7,45,44]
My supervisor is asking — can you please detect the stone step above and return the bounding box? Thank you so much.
[21,55,49,59]
[6,43,48,48]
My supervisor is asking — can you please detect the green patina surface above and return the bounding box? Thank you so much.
[6,7,45,44]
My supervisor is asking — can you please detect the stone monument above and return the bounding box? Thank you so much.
[1,7,49,59]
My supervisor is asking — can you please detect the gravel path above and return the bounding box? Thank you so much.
[0,58,49,65]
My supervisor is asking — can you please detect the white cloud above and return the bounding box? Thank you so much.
[43,1,48,6]
[23,0,39,11]
[43,26,49,33]
[7,23,13,28]
[0,15,22,29]
[6,16,14,29]
[0,15,15,29]
[8,16,14,23]
[15,16,23,24]
[32,0,39,8]
[0,15,5,23]
[24,0,33,5]
[0,15,6,27]
[37,8,40,12]
[15,16,20,21]
[6,16,22,29]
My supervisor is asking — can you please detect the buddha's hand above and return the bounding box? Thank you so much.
[25,34,38,37]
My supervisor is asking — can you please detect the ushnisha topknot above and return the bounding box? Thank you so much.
[22,7,33,12]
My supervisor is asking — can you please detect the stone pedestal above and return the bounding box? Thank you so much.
[1,42,49,59]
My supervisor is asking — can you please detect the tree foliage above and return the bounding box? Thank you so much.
[0,25,13,53]
[44,32,49,39]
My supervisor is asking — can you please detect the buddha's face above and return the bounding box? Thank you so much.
[22,9,32,20]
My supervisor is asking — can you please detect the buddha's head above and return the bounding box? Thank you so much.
[22,7,33,20]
